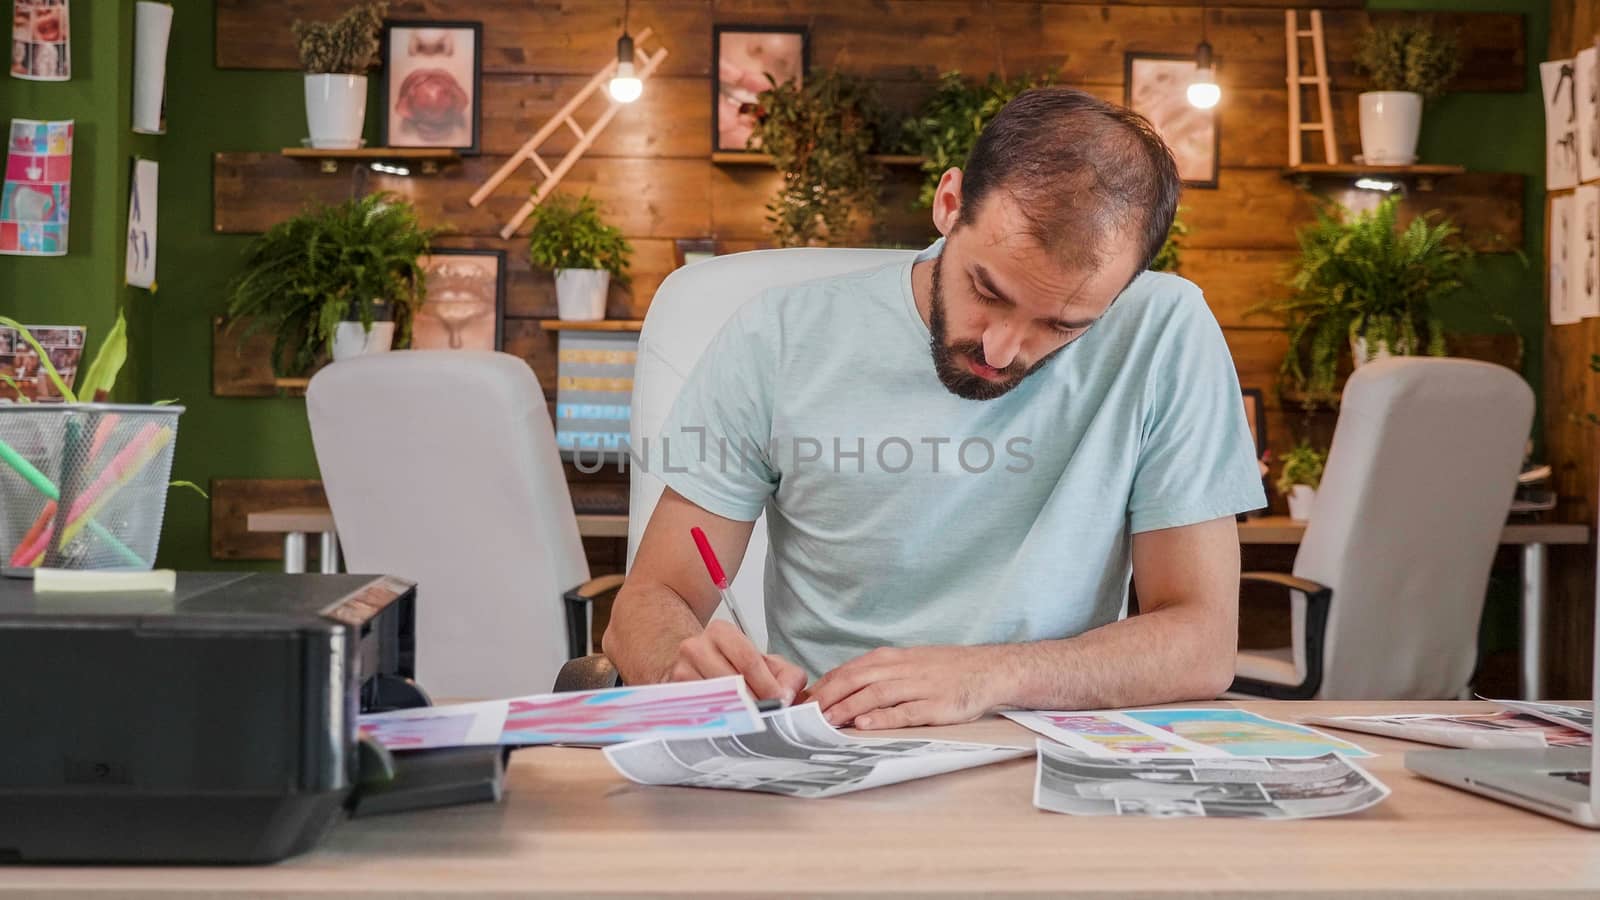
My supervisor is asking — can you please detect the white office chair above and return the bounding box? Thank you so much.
[307,351,616,700]
[555,248,914,690]
[1229,357,1535,700]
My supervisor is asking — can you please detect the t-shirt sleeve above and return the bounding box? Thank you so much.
[654,300,781,522]
[1127,290,1269,533]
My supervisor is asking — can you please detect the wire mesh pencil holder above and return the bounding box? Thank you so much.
[0,404,184,571]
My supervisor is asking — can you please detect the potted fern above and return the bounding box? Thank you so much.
[293,1,385,150]
[224,192,439,377]
[1353,22,1460,165]
[527,193,632,321]
[1255,194,1472,401]
[1276,441,1327,523]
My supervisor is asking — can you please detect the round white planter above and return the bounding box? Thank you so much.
[555,269,611,321]
[1287,484,1316,523]
[1358,91,1422,165]
[305,74,368,150]
[331,321,395,361]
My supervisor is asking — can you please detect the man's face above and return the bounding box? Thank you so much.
[927,190,1143,401]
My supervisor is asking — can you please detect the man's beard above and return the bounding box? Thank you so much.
[928,255,1063,401]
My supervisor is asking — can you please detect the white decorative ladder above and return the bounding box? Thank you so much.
[1284,10,1338,166]
[469,28,668,239]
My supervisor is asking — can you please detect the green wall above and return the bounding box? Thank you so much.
[88,0,1552,570]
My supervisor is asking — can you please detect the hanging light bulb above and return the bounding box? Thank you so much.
[1187,0,1221,110]
[1187,41,1220,109]
[607,0,642,103]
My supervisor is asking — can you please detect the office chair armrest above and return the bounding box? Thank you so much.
[1227,571,1334,701]
[554,654,621,692]
[561,574,626,660]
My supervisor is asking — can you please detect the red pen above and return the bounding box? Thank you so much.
[690,526,752,635]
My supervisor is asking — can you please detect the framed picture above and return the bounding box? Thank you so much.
[673,238,719,268]
[380,20,482,154]
[412,249,505,352]
[1124,53,1219,189]
[712,25,808,153]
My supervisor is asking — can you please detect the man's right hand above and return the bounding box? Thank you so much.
[667,620,808,704]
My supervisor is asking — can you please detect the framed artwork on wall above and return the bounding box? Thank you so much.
[712,25,808,153]
[673,238,719,268]
[411,248,505,351]
[1124,53,1219,189]
[380,20,482,154]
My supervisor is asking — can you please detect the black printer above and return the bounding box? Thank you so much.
[0,571,501,864]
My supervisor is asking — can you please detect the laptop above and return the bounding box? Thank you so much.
[1405,515,1599,827]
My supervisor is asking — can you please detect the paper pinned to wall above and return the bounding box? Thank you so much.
[9,0,69,82]
[0,118,72,256]
[1551,193,1581,325]
[124,158,157,288]
[132,2,173,135]
[1572,185,1600,320]
[1580,47,1600,184]
[1545,59,1580,191]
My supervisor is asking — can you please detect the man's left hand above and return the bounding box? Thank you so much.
[804,645,1007,730]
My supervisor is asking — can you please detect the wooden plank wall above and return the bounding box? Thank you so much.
[213,1,1529,572]
[1546,0,1600,700]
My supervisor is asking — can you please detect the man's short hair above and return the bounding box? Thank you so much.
[957,87,1182,275]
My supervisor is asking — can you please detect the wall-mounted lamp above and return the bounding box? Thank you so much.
[1354,177,1400,193]
[370,162,411,176]
[1187,2,1220,109]
[608,0,643,103]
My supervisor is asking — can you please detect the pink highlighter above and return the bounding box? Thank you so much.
[690,526,752,635]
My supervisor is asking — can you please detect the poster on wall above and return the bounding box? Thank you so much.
[1551,193,1581,325]
[1544,58,1580,191]
[1581,47,1600,184]
[712,25,808,153]
[124,158,157,289]
[9,0,68,81]
[0,323,82,402]
[1573,185,1600,320]
[132,1,173,135]
[1125,53,1219,188]
[411,249,505,351]
[0,118,71,256]
[380,20,482,154]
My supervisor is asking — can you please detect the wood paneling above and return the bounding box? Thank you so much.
[221,3,1521,93]
[211,477,329,561]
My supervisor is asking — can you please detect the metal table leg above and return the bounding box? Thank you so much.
[284,531,308,575]
[319,531,341,575]
[1521,542,1547,700]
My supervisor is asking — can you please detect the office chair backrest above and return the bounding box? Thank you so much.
[307,351,590,699]
[1291,356,1533,698]
[628,248,916,648]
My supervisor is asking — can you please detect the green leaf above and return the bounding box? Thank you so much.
[77,309,128,402]
[0,315,76,403]
[168,480,210,499]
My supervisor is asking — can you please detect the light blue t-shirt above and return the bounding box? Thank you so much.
[658,246,1266,678]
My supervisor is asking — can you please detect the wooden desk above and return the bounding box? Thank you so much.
[1241,516,1591,701]
[4,701,1597,897]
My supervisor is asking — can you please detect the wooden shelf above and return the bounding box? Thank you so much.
[1281,163,1467,191]
[711,152,925,167]
[272,377,311,392]
[281,147,460,175]
[538,319,645,332]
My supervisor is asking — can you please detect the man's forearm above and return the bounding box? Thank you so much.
[601,582,706,686]
[993,603,1237,710]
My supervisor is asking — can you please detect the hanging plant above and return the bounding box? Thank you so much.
[900,71,1057,210]
[750,69,884,247]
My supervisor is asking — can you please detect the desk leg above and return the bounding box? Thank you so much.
[1521,542,1547,700]
[319,531,340,575]
[284,532,307,575]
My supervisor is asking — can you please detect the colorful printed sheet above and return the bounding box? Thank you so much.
[1304,711,1591,750]
[606,702,1030,799]
[0,323,81,401]
[358,676,766,750]
[1,119,71,255]
[10,0,70,82]
[1034,742,1390,819]
[1490,699,1594,735]
[1004,708,1372,759]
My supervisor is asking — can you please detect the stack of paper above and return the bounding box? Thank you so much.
[1306,699,1592,750]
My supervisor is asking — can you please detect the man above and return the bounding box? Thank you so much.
[604,88,1266,729]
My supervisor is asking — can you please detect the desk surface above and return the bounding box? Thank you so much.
[1239,515,1590,546]
[5,700,1599,897]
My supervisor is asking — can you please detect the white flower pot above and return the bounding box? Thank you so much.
[305,74,368,150]
[555,269,611,321]
[1287,485,1316,523]
[1358,91,1423,166]
[331,321,395,361]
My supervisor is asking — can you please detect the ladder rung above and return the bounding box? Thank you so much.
[564,118,586,141]
[1298,123,1326,131]
[530,153,554,179]
[1296,77,1323,84]
[1297,29,1314,36]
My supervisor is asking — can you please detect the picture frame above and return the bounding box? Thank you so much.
[1124,52,1219,189]
[411,248,506,352]
[711,25,809,154]
[379,20,483,155]
[673,238,720,268]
